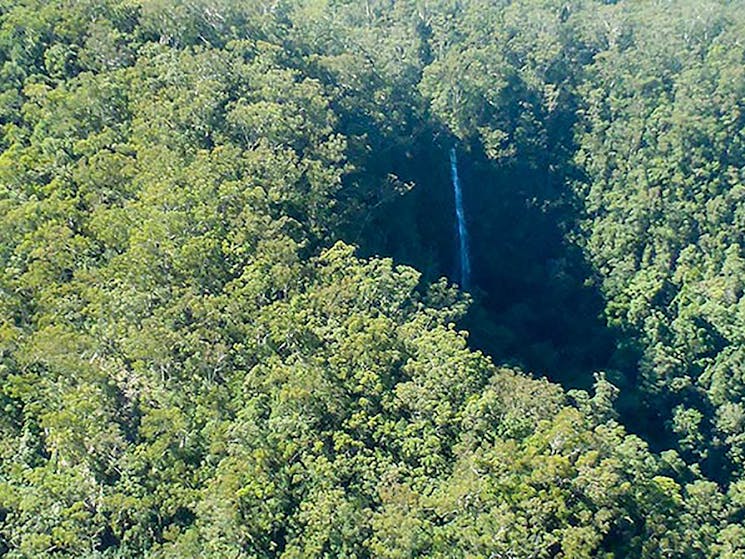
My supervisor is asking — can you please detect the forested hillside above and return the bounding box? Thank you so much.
[2,0,745,557]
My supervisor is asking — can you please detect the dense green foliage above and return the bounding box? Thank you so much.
[3,0,745,557]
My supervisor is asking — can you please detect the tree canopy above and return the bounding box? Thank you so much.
[3,0,745,557]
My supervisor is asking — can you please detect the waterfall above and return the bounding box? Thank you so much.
[449,147,471,289]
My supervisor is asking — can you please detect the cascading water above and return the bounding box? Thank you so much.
[449,147,471,289]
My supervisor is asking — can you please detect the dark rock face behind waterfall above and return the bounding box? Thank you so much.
[357,140,623,393]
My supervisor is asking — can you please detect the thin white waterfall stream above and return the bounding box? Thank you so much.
[449,147,471,289]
